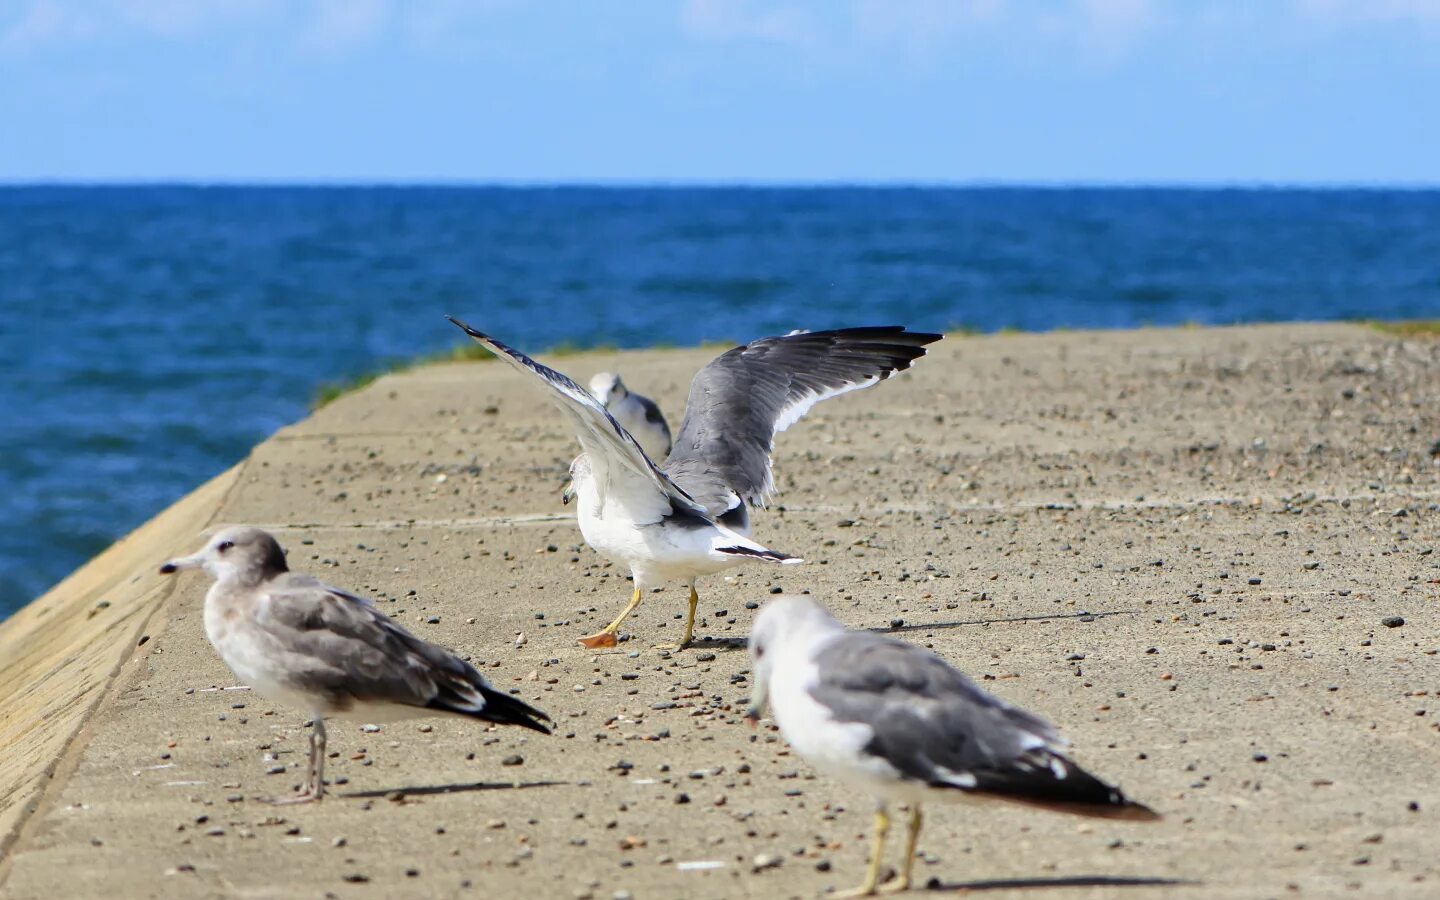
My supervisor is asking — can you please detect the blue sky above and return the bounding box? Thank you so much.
[2,0,1438,183]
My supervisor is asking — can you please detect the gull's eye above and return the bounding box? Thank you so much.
[217,541,235,553]
[754,644,766,660]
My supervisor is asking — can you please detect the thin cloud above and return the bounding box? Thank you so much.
[1293,0,1440,26]
[678,0,1163,66]
[0,0,99,53]
[295,0,390,55]
[680,0,820,45]
[112,0,280,40]
[1074,0,1158,59]
[0,0,390,55]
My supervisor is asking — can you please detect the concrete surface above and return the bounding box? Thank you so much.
[1,323,1437,899]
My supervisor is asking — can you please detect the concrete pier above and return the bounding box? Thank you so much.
[1,324,1436,898]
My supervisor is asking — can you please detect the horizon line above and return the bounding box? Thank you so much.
[3,177,1440,191]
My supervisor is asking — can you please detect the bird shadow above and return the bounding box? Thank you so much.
[685,635,750,651]
[877,609,1138,635]
[638,610,1138,655]
[921,875,1196,893]
[343,779,568,799]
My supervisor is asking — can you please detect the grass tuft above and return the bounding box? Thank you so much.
[308,338,650,410]
[945,323,982,337]
[1367,319,1440,338]
[311,342,497,410]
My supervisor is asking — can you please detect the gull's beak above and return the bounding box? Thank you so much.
[744,678,768,727]
[159,553,203,575]
[561,482,576,505]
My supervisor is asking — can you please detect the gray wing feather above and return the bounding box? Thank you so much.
[810,633,1147,813]
[811,633,1060,785]
[256,575,495,714]
[664,327,941,515]
[448,317,707,519]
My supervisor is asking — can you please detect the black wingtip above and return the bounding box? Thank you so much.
[446,315,486,340]
[477,685,553,735]
[820,325,944,346]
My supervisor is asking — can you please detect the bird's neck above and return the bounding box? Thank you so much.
[214,563,280,591]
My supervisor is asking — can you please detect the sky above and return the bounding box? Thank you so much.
[1,0,1439,183]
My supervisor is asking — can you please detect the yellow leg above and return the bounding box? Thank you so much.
[837,807,890,897]
[879,805,922,893]
[578,587,643,648]
[653,583,699,651]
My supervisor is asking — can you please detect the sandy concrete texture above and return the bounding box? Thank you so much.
[0,323,1437,899]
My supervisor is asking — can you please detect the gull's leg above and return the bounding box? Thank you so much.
[653,582,699,651]
[836,803,890,897]
[878,805,921,893]
[267,717,326,805]
[578,587,644,648]
[310,717,327,800]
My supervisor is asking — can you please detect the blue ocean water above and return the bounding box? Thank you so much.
[2,186,1438,617]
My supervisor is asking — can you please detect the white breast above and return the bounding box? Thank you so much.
[769,653,915,799]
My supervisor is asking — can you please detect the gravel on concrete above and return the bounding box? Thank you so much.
[1,323,1438,899]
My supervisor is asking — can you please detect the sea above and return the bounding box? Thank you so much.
[3,185,1439,619]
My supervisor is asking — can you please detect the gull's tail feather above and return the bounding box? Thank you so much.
[953,749,1160,822]
[429,681,553,735]
[717,545,803,564]
[1004,795,1162,822]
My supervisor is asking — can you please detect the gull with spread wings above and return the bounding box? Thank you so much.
[448,317,941,649]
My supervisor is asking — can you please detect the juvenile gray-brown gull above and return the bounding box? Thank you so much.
[747,597,1159,895]
[588,371,672,461]
[159,526,552,804]
[448,318,942,650]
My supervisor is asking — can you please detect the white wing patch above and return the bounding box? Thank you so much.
[934,767,979,789]
[745,374,884,505]
[771,374,882,435]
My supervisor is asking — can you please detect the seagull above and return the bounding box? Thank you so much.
[159,526,552,804]
[747,597,1159,896]
[588,372,673,461]
[448,317,941,650]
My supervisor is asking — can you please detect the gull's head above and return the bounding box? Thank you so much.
[746,596,842,721]
[588,372,625,406]
[159,525,289,585]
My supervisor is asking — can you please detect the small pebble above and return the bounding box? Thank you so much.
[751,853,782,872]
